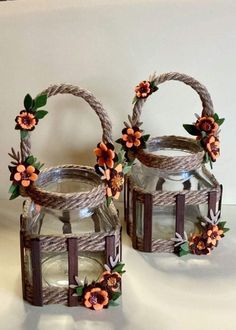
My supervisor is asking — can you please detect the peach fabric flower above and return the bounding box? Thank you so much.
[122,127,142,149]
[15,111,38,131]
[102,163,124,199]
[195,116,218,134]
[99,271,121,292]
[189,234,210,255]
[83,287,109,311]
[135,81,151,98]
[11,164,39,187]
[94,142,116,168]
[205,135,220,161]
[207,225,224,246]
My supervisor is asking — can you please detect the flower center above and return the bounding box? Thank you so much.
[201,121,212,132]
[197,241,205,250]
[107,277,117,287]
[111,175,123,190]
[22,116,32,125]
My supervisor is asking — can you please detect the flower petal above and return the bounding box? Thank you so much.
[99,142,107,152]
[127,128,134,135]
[17,164,25,173]
[134,139,141,147]
[26,165,35,174]
[134,131,142,138]
[126,141,133,148]
[21,179,30,187]
[14,173,22,181]
[93,303,103,311]
[94,148,102,156]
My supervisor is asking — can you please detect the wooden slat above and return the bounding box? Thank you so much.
[31,238,43,306]
[143,194,153,252]
[132,190,138,249]
[105,235,115,268]
[175,194,185,239]
[208,191,217,216]
[219,184,223,214]
[67,237,78,307]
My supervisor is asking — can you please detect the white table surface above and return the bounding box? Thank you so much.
[0,200,235,330]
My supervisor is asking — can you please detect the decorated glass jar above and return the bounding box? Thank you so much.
[9,84,125,308]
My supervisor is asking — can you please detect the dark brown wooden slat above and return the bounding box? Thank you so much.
[68,237,79,307]
[132,190,138,249]
[219,184,223,214]
[208,190,217,216]
[105,235,115,268]
[175,194,185,239]
[31,238,43,306]
[143,194,153,252]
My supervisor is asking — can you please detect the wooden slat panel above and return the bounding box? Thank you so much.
[31,238,43,306]
[143,194,153,252]
[175,194,185,239]
[105,235,115,268]
[68,237,79,307]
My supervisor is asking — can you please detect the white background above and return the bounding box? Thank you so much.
[0,0,236,203]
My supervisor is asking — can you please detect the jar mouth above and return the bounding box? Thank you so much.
[36,165,102,193]
[26,165,106,210]
[136,135,205,172]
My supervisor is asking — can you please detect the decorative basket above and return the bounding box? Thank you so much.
[9,84,124,308]
[120,72,227,256]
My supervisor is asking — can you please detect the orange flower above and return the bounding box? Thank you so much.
[103,163,124,199]
[99,271,121,292]
[122,127,142,149]
[94,142,116,168]
[10,164,39,187]
[189,234,210,255]
[135,80,151,98]
[83,286,109,311]
[205,135,220,161]
[207,225,224,246]
[195,116,218,134]
[15,111,38,131]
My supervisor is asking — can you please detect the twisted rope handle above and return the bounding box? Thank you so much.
[21,84,113,160]
[132,72,214,126]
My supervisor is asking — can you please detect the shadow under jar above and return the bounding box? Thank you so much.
[124,136,222,253]
[20,166,121,306]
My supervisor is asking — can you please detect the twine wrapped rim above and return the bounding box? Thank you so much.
[136,136,205,171]
[25,165,106,210]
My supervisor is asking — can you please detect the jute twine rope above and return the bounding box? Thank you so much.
[131,72,215,170]
[20,84,113,209]
[26,165,106,210]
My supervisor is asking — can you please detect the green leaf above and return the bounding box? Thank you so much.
[180,242,190,252]
[213,113,219,122]
[183,124,200,136]
[26,155,35,165]
[34,94,47,109]
[35,110,48,120]
[179,249,190,257]
[217,118,225,126]
[75,286,84,297]
[132,96,138,104]
[123,165,132,175]
[117,150,125,163]
[142,134,150,142]
[34,161,44,170]
[115,138,123,145]
[9,185,20,200]
[218,221,226,228]
[109,300,120,307]
[112,263,125,274]
[9,183,18,194]
[223,228,230,233]
[106,196,112,207]
[20,130,28,140]
[24,94,33,110]
[111,291,121,301]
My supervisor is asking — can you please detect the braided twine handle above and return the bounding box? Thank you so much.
[131,72,215,171]
[21,84,112,209]
[21,84,113,160]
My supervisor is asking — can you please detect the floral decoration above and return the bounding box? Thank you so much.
[71,261,125,311]
[172,210,229,257]
[8,151,44,200]
[8,93,48,199]
[94,142,117,168]
[15,93,48,140]
[183,112,224,167]
[133,79,158,103]
[99,163,124,200]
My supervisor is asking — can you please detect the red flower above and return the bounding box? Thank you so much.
[189,234,210,255]
[15,111,38,131]
[10,164,39,187]
[102,163,124,199]
[195,116,218,135]
[99,271,121,292]
[205,135,220,161]
[94,142,116,168]
[122,127,142,149]
[135,81,151,98]
[83,286,109,311]
[206,225,224,246]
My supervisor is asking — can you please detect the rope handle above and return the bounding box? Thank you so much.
[20,84,113,160]
[131,72,215,126]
